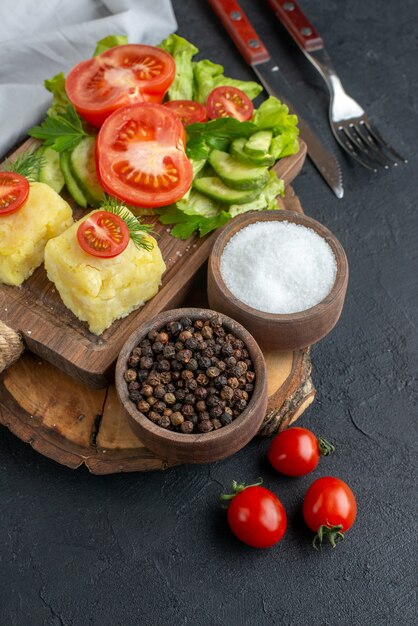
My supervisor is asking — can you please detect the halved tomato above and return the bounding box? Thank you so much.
[206,86,253,122]
[66,45,176,127]
[164,100,207,126]
[0,172,29,216]
[97,104,193,208]
[77,210,130,258]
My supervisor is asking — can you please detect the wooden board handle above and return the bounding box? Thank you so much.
[266,0,324,52]
[0,321,25,373]
[208,0,271,65]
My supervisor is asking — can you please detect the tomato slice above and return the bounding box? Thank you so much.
[0,172,29,216]
[77,210,130,258]
[97,103,193,208]
[164,100,207,126]
[66,45,176,127]
[206,86,254,121]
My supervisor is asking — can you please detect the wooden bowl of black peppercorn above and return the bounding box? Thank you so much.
[115,308,268,464]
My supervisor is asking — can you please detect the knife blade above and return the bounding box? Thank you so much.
[207,0,344,198]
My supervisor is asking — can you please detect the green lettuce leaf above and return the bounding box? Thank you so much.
[93,34,128,56]
[44,72,71,117]
[229,170,284,218]
[253,96,299,158]
[159,34,198,100]
[193,59,262,104]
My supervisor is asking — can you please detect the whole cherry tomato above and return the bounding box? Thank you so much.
[222,480,287,549]
[303,476,357,549]
[268,427,335,477]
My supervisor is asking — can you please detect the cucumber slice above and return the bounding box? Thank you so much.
[70,137,104,207]
[244,130,273,157]
[208,150,269,190]
[230,138,275,167]
[37,146,65,193]
[60,151,87,208]
[193,176,261,205]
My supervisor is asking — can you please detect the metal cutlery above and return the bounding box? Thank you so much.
[267,0,407,171]
[207,0,344,198]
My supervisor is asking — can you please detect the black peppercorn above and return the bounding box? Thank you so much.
[227,377,239,389]
[170,412,184,427]
[201,326,213,340]
[140,356,154,370]
[124,369,137,383]
[194,319,204,330]
[163,408,173,418]
[220,412,233,425]
[147,329,158,342]
[201,347,214,359]
[137,369,149,382]
[157,359,171,372]
[179,329,193,342]
[196,373,209,386]
[163,392,176,405]
[167,321,182,336]
[182,404,195,417]
[195,400,207,412]
[148,411,161,423]
[147,396,157,407]
[160,372,172,384]
[171,359,183,371]
[182,369,194,381]
[156,331,169,344]
[128,381,141,392]
[220,386,234,402]
[147,370,160,386]
[206,366,220,379]
[210,315,222,328]
[171,371,181,382]
[206,394,220,407]
[180,317,193,328]
[177,349,192,364]
[158,415,171,429]
[185,378,198,391]
[245,383,255,393]
[132,347,142,357]
[197,420,213,433]
[210,405,223,419]
[175,389,186,401]
[211,418,222,430]
[137,399,150,414]
[166,383,175,393]
[152,341,164,353]
[128,354,141,367]
[235,399,247,411]
[141,384,153,397]
[139,338,151,348]
[198,411,210,421]
[174,341,184,352]
[153,401,166,414]
[195,386,207,400]
[185,357,198,371]
[181,420,194,434]
[198,356,212,369]
[163,344,176,359]
[214,375,228,388]
[237,360,248,373]
[129,391,142,404]
[172,403,182,412]
[153,384,166,399]
[184,393,196,405]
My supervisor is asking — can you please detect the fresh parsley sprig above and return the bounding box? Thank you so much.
[186,118,257,160]
[158,205,230,239]
[28,105,89,152]
[101,196,154,252]
[2,150,45,182]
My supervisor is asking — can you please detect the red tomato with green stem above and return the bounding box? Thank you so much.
[0,171,29,216]
[303,477,357,549]
[66,45,176,127]
[206,86,254,121]
[77,210,130,258]
[268,427,335,477]
[164,100,207,126]
[96,103,193,208]
[221,479,287,548]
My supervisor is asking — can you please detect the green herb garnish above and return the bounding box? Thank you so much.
[101,196,154,252]
[28,105,89,152]
[158,205,230,239]
[186,118,258,160]
[2,150,45,182]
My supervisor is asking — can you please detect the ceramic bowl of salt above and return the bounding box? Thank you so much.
[207,210,348,351]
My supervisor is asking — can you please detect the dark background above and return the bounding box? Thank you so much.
[1,1,417,624]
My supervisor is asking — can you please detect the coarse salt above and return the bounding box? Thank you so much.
[220,221,337,314]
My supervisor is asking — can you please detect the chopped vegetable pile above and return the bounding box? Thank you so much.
[25,33,300,238]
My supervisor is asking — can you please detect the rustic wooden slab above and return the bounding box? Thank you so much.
[0,139,307,388]
[0,185,316,474]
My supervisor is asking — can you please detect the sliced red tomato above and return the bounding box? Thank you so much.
[77,210,130,258]
[164,100,207,126]
[97,103,193,208]
[0,172,29,216]
[206,86,253,121]
[66,45,176,127]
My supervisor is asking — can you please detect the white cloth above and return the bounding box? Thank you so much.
[0,0,177,155]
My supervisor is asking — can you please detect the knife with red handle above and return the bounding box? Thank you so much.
[266,0,323,52]
[207,0,343,198]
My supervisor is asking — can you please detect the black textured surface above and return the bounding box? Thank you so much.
[1,1,417,624]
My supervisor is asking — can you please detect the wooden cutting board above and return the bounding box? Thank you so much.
[0,186,316,474]
[0,139,307,388]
